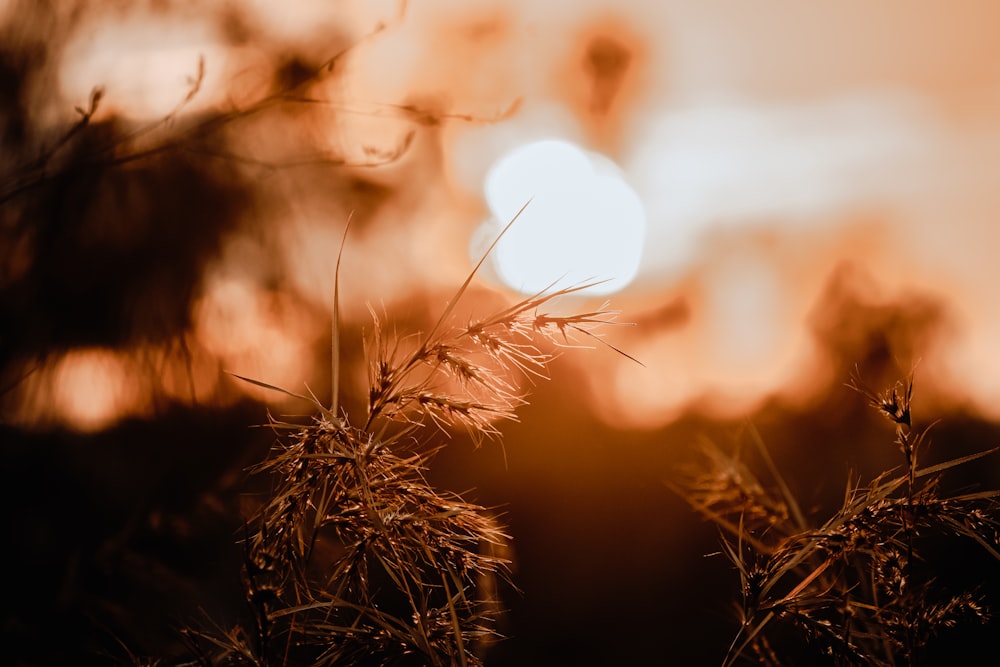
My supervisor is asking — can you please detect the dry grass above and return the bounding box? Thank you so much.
[174,210,628,667]
[675,371,1000,666]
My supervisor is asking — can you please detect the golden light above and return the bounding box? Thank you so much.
[58,12,229,121]
[191,270,323,405]
[18,0,1000,430]
[478,138,646,296]
[48,348,147,432]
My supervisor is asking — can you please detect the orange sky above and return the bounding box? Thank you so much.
[6,0,1000,432]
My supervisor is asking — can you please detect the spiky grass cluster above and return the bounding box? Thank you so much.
[364,286,623,444]
[678,373,1000,666]
[208,417,512,667]
[178,213,626,666]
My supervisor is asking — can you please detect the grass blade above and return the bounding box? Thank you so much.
[914,447,1000,478]
[331,214,352,416]
[227,372,330,416]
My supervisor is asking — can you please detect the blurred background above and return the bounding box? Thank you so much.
[3,0,1000,664]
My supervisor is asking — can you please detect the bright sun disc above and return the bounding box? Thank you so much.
[479,139,646,296]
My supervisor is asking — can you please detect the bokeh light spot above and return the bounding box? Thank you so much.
[51,348,142,432]
[479,139,646,296]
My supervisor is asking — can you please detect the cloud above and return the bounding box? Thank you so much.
[624,92,955,279]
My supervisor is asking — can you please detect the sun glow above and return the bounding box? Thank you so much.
[478,139,646,296]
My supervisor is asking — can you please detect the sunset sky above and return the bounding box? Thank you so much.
[5,0,1000,431]
[4,1,1000,664]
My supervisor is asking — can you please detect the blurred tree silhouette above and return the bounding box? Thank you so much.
[0,3,419,663]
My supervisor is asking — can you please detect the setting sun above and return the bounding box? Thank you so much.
[478,138,646,296]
